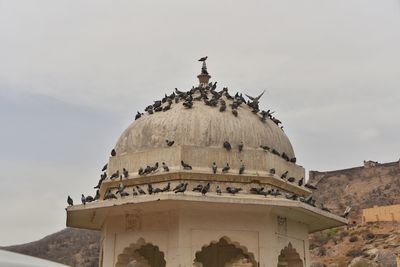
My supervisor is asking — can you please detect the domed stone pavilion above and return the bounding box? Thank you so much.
[66,59,346,267]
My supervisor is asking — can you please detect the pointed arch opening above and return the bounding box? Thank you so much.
[277,243,303,267]
[115,238,166,267]
[193,236,257,267]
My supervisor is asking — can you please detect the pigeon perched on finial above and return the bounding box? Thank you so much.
[198,56,208,62]
[67,196,73,206]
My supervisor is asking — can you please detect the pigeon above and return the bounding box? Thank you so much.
[162,182,171,192]
[94,190,100,200]
[290,157,297,163]
[81,194,87,205]
[67,196,73,206]
[173,182,185,191]
[151,162,159,172]
[270,188,281,196]
[110,170,119,180]
[122,168,129,178]
[135,111,142,120]
[298,177,304,187]
[245,90,265,102]
[250,187,264,195]
[153,187,163,194]
[219,104,226,112]
[201,183,210,195]
[192,184,203,192]
[222,163,230,173]
[104,189,117,200]
[94,173,107,189]
[198,56,208,62]
[269,168,276,175]
[305,183,317,190]
[282,153,290,161]
[132,188,138,196]
[162,162,169,172]
[101,163,108,171]
[85,195,94,203]
[136,186,146,195]
[216,186,222,195]
[285,193,298,200]
[111,149,116,157]
[212,162,217,174]
[138,167,144,176]
[226,187,242,195]
[174,183,188,194]
[271,149,280,156]
[166,140,175,147]
[281,171,289,180]
[181,160,192,170]
[120,191,130,197]
[147,184,154,195]
[288,177,296,183]
[232,109,238,117]
[116,183,126,195]
[239,161,245,175]
[260,145,270,151]
[183,101,193,109]
[342,206,352,218]
[238,142,244,152]
[223,141,231,151]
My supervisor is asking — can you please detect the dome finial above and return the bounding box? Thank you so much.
[197,56,211,86]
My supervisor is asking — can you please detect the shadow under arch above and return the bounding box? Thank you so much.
[277,242,303,267]
[115,238,166,267]
[193,236,257,267]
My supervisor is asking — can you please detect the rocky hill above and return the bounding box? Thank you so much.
[309,159,400,267]
[3,159,400,267]
[309,160,400,221]
[1,228,100,267]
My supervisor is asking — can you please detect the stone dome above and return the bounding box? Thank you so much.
[115,94,295,159]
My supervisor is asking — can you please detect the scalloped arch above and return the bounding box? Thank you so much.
[115,238,166,267]
[194,236,257,267]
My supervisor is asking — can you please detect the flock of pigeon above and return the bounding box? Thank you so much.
[66,57,351,219]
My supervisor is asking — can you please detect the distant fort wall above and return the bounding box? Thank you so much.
[362,204,400,223]
[309,159,400,184]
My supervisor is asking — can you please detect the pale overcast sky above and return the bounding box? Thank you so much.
[0,0,399,246]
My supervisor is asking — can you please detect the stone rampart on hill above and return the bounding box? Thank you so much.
[309,160,400,221]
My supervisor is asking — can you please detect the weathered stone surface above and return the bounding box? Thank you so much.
[374,251,397,267]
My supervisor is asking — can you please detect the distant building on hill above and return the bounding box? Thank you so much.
[362,204,400,223]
